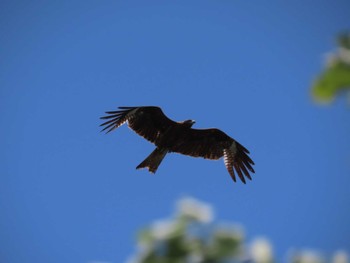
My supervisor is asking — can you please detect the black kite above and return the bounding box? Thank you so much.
[100,106,255,183]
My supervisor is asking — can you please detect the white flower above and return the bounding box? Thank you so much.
[333,251,348,263]
[125,254,142,263]
[176,197,214,223]
[296,251,323,263]
[324,51,338,67]
[150,219,177,240]
[187,253,204,263]
[339,47,350,65]
[216,222,245,238]
[250,237,273,263]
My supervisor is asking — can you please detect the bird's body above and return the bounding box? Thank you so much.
[100,106,255,183]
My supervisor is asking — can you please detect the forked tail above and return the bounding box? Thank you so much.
[136,148,168,173]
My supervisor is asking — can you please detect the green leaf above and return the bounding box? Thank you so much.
[312,60,350,103]
[338,32,350,49]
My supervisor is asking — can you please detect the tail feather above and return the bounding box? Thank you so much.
[136,148,168,173]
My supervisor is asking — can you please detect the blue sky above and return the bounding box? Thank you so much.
[1,1,349,262]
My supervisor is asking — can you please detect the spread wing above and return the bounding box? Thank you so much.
[100,106,177,144]
[169,128,255,183]
[223,141,255,184]
[170,128,229,159]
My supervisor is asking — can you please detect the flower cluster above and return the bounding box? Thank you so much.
[126,197,348,263]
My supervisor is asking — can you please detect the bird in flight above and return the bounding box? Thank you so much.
[100,106,255,183]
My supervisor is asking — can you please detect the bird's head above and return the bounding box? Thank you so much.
[182,119,196,128]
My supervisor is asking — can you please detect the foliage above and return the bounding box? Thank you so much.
[311,33,350,104]
[126,197,347,263]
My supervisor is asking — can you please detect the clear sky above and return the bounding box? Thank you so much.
[1,1,349,262]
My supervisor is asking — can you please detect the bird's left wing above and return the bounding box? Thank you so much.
[100,106,177,144]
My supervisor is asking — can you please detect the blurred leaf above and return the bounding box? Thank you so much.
[212,231,242,257]
[312,61,350,103]
[311,32,350,104]
[338,33,350,49]
[165,234,190,258]
[138,228,154,245]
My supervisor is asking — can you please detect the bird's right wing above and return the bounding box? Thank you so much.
[169,128,255,183]
[100,106,177,144]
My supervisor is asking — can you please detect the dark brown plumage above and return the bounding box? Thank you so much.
[100,106,255,183]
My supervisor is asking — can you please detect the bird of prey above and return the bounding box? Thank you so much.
[100,106,255,183]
